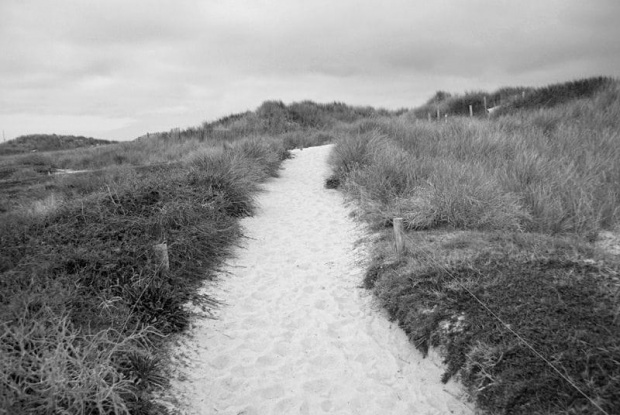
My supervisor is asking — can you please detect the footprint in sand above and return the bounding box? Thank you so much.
[259,385,285,399]
[209,355,231,370]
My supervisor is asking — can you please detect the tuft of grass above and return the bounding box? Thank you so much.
[0,310,148,414]
[324,174,340,189]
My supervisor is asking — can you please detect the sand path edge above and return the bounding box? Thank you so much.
[160,144,474,415]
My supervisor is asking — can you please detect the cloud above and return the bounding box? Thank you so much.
[1,0,619,141]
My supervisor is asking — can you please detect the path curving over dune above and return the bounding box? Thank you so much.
[164,144,473,415]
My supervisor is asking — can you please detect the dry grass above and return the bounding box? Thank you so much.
[331,81,620,238]
[0,136,290,414]
[331,79,620,414]
[364,230,620,415]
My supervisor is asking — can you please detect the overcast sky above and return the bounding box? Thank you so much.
[1,0,619,141]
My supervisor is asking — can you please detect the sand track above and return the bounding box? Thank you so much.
[165,145,473,415]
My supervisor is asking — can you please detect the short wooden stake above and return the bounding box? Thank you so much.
[436,108,440,120]
[469,105,473,117]
[393,218,404,257]
[153,243,169,273]
[483,96,488,116]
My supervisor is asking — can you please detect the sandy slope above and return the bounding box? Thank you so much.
[164,145,473,415]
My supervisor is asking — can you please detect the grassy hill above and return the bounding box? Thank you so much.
[144,100,405,145]
[330,76,620,415]
[413,75,614,119]
[1,75,618,414]
[0,134,116,155]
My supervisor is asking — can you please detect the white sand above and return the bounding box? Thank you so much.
[164,145,473,415]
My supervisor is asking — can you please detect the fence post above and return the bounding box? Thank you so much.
[436,108,440,120]
[393,218,404,257]
[469,105,473,117]
[483,97,488,116]
[153,243,169,274]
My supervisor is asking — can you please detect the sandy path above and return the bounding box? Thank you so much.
[165,145,473,415]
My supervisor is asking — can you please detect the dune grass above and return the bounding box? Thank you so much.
[0,136,290,414]
[4,77,618,414]
[413,76,614,119]
[332,81,620,238]
[330,79,620,414]
[363,230,620,415]
[0,134,116,156]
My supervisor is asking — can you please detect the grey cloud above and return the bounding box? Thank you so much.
[1,0,619,141]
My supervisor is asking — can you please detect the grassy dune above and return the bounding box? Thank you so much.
[2,78,618,414]
[0,134,116,156]
[0,134,292,413]
[329,78,620,414]
[0,99,379,413]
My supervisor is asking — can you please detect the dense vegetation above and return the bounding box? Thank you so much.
[329,77,620,414]
[2,76,618,414]
[0,136,293,413]
[0,134,116,155]
[413,75,614,119]
[0,100,364,213]
[0,99,373,413]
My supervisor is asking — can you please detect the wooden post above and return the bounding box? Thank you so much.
[427,112,431,122]
[469,105,473,117]
[393,218,404,257]
[153,243,169,274]
[483,96,488,116]
[436,108,440,120]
